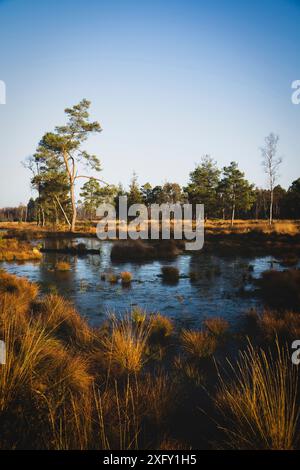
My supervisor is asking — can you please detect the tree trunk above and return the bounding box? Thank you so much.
[231,203,235,227]
[54,195,71,228]
[269,189,273,225]
[70,180,77,232]
[41,207,45,227]
[62,150,77,232]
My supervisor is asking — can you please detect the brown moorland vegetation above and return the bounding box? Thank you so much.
[1,219,299,237]
[0,270,299,449]
[1,220,300,260]
[258,269,300,311]
[0,237,42,262]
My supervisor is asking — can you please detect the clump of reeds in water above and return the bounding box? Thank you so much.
[55,261,71,272]
[120,271,132,286]
[161,266,180,284]
[108,273,119,284]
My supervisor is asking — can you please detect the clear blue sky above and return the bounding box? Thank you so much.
[0,0,300,206]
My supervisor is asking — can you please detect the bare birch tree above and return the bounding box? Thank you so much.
[261,133,282,225]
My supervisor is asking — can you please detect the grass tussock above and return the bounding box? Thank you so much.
[0,288,93,448]
[0,269,299,450]
[149,313,174,344]
[32,294,94,350]
[181,329,217,360]
[161,266,180,284]
[108,273,119,284]
[55,261,71,271]
[0,270,38,299]
[203,317,230,338]
[0,270,39,319]
[246,309,300,342]
[215,341,299,449]
[120,271,132,285]
[101,314,151,374]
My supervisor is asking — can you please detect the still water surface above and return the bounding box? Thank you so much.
[1,237,290,328]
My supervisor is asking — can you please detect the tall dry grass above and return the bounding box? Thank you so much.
[33,294,94,350]
[0,309,93,448]
[1,269,299,450]
[0,272,178,449]
[101,314,152,374]
[1,219,299,240]
[246,309,300,342]
[215,341,299,449]
[204,219,300,235]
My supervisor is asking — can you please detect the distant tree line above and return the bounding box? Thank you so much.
[2,101,298,227]
[7,164,298,225]
[2,164,299,225]
[0,204,28,223]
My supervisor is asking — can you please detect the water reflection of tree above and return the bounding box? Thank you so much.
[39,252,77,296]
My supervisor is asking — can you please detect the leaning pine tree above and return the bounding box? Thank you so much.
[35,99,103,232]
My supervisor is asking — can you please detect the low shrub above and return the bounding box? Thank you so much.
[111,240,155,261]
[111,240,183,262]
